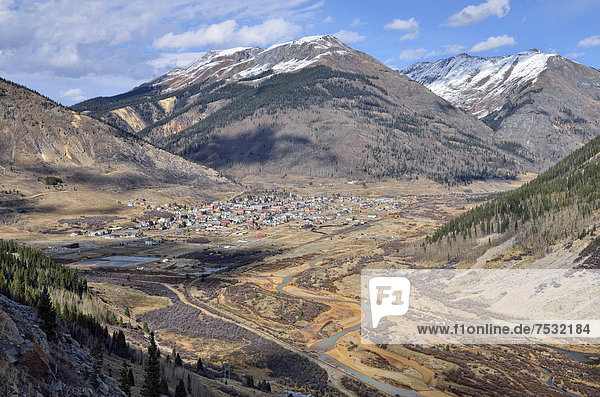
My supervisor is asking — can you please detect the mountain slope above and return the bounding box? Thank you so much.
[400,50,600,168]
[0,77,234,197]
[424,126,600,262]
[75,35,527,184]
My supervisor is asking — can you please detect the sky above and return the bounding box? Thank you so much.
[1,0,599,105]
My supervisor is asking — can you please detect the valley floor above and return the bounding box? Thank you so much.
[5,173,600,396]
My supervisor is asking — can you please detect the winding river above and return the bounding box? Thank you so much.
[276,251,423,397]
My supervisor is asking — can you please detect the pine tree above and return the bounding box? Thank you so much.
[38,287,57,341]
[174,353,183,367]
[112,330,128,358]
[119,361,132,397]
[128,368,135,387]
[161,378,170,396]
[141,332,161,397]
[91,341,104,389]
[174,379,187,397]
[196,357,203,372]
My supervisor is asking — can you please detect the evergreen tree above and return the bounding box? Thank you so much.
[161,378,170,396]
[128,368,135,387]
[174,379,187,397]
[141,332,161,397]
[258,380,271,392]
[196,357,203,372]
[143,321,150,334]
[91,341,104,389]
[174,353,183,367]
[112,330,128,358]
[38,287,57,341]
[119,361,132,397]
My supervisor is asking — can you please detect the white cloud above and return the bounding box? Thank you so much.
[153,20,237,49]
[351,18,365,27]
[59,88,86,102]
[323,16,333,23]
[384,17,419,41]
[444,44,467,54]
[0,0,318,79]
[154,18,301,50]
[565,52,585,59]
[398,48,440,62]
[579,35,600,48]
[384,17,419,32]
[149,52,206,70]
[333,29,365,43]
[399,31,419,41]
[237,18,302,46]
[446,0,510,27]
[395,44,467,64]
[470,34,516,52]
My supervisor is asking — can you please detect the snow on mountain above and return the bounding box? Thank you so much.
[155,35,351,92]
[399,50,556,118]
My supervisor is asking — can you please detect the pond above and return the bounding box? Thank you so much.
[77,255,160,267]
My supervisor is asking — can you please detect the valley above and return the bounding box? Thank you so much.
[2,15,600,396]
[10,172,600,396]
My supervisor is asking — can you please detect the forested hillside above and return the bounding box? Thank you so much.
[0,239,86,305]
[422,133,600,261]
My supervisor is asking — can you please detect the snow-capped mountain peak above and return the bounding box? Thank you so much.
[400,50,557,118]
[153,35,353,92]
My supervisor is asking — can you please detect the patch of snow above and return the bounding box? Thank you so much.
[400,50,557,118]
[153,35,350,91]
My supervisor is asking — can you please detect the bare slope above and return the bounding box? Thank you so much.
[0,77,234,197]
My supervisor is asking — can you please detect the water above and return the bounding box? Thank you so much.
[542,345,600,364]
[275,249,421,396]
[317,352,423,397]
[77,255,160,267]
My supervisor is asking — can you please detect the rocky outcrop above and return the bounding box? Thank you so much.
[0,293,122,397]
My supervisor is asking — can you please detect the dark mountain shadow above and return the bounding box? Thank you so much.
[186,125,338,169]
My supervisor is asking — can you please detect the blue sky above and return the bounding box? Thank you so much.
[1,0,599,105]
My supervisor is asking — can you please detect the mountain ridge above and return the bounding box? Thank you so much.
[400,50,600,168]
[74,35,526,184]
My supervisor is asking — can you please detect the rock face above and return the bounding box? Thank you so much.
[0,293,122,397]
[400,50,600,169]
[75,36,527,183]
[19,344,51,381]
